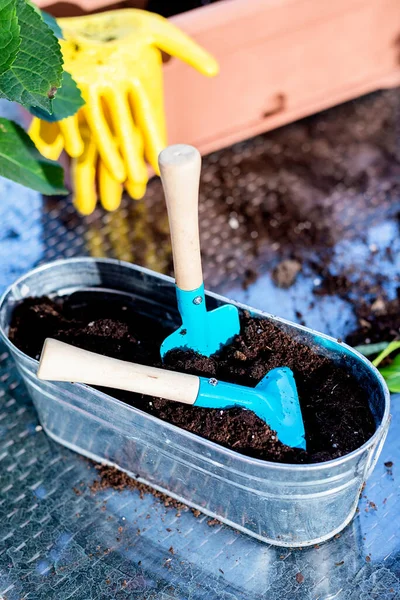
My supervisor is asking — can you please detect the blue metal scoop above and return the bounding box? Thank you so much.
[157,144,306,449]
[195,366,305,449]
[161,282,240,358]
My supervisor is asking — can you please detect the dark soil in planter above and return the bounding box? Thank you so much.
[9,291,376,464]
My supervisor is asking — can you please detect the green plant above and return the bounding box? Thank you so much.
[371,341,400,393]
[0,0,84,194]
[356,340,400,393]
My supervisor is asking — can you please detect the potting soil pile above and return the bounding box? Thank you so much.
[9,292,375,464]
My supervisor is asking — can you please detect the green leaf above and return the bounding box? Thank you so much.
[41,9,63,39]
[0,117,67,195]
[29,70,84,122]
[378,366,400,393]
[0,0,63,112]
[354,342,390,358]
[356,339,400,392]
[390,353,400,366]
[24,0,40,14]
[0,0,20,75]
[372,341,400,367]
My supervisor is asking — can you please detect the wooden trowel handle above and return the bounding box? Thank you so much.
[37,339,199,405]
[158,144,203,291]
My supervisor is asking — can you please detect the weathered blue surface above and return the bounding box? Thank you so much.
[0,92,399,598]
[0,101,44,292]
[0,179,43,292]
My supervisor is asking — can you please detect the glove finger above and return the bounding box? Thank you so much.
[148,13,219,77]
[71,133,98,216]
[29,119,64,161]
[125,179,147,200]
[58,114,84,158]
[83,90,126,183]
[128,73,166,175]
[105,90,148,186]
[98,159,123,212]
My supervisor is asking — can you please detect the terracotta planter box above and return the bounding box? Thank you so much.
[35,0,400,155]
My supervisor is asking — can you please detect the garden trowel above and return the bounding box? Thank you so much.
[158,144,241,358]
[38,338,306,449]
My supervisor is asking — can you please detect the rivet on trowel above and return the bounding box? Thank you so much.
[193,296,203,305]
[209,378,218,386]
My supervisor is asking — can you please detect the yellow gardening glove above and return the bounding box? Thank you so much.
[29,9,218,215]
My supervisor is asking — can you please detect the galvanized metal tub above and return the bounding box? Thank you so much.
[0,258,390,547]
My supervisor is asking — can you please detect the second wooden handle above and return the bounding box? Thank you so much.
[158,144,203,291]
[37,339,200,405]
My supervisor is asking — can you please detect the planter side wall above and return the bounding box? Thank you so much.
[165,0,400,154]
